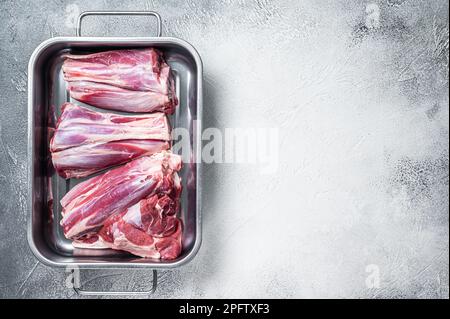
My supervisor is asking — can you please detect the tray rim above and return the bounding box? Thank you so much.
[27,36,203,268]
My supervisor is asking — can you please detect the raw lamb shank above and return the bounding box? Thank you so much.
[50,103,171,178]
[60,151,182,240]
[62,48,178,113]
[74,195,182,259]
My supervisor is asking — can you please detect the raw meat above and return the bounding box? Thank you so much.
[60,151,182,239]
[62,49,178,113]
[119,194,180,238]
[50,103,171,178]
[67,81,176,114]
[52,139,169,179]
[73,195,183,259]
[62,49,165,92]
[50,103,170,152]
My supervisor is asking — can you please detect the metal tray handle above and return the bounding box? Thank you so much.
[71,269,158,296]
[76,11,162,37]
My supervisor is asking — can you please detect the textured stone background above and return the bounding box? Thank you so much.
[0,0,448,298]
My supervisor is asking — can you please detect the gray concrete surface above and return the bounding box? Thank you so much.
[0,0,448,298]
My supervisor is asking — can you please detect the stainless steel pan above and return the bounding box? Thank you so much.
[27,11,202,294]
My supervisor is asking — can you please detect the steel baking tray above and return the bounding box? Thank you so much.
[27,11,202,269]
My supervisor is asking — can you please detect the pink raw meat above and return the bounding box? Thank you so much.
[62,49,178,113]
[67,81,177,114]
[50,103,170,152]
[73,195,183,259]
[52,139,170,179]
[50,103,171,178]
[60,151,182,239]
[62,48,165,92]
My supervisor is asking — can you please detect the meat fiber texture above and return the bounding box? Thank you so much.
[50,103,171,179]
[61,151,183,259]
[62,48,178,114]
[73,195,182,260]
